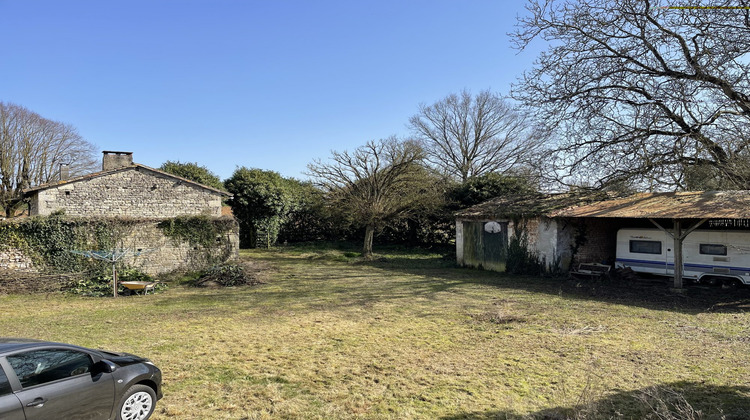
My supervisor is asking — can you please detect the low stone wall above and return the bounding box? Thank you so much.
[0,217,239,278]
[121,220,239,275]
[0,270,79,295]
[0,249,36,272]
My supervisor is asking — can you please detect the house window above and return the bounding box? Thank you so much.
[629,240,662,254]
[699,244,727,256]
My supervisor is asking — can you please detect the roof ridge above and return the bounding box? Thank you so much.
[23,164,231,197]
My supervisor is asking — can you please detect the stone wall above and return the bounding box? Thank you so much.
[121,219,240,275]
[0,248,36,272]
[0,217,239,277]
[30,166,224,218]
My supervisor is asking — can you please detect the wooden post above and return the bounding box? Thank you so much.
[648,218,708,291]
[673,219,683,289]
[112,263,118,298]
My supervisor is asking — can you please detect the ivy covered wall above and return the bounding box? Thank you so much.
[0,214,238,276]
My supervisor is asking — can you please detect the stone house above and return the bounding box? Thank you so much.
[25,151,228,218]
[13,151,239,275]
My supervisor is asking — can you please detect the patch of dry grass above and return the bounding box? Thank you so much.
[1,244,749,419]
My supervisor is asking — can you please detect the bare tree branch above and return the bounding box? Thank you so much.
[409,89,542,183]
[306,137,425,257]
[0,102,98,217]
[511,0,750,191]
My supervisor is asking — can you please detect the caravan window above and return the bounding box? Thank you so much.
[699,244,727,256]
[629,240,662,254]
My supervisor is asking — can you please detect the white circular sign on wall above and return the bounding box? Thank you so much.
[484,221,503,234]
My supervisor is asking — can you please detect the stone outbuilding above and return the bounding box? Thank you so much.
[13,151,239,275]
[24,151,229,218]
[456,190,750,288]
[455,192,614,273]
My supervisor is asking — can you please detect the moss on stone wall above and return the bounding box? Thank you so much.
[158,215,237,266]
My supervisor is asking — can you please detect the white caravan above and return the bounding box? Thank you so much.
[615,228,750,286]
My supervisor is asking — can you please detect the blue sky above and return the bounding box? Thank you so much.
[0,0,540,181]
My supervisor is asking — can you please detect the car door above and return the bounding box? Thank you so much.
[0,363,24,420]
[6,348,115,420]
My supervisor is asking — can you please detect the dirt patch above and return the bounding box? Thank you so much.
[470,308,525,325]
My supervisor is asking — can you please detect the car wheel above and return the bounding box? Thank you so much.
[117,384,156,420]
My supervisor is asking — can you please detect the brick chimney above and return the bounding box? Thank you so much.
[102,151,133,171]
[59,163,70,181]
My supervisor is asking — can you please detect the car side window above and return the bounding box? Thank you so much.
[7,349,93,388]
[0,366,11,396]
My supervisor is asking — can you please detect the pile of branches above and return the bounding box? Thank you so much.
[0,270,82,295]
[193,260,268,288]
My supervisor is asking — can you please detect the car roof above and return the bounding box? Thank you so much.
[0,338,92,355]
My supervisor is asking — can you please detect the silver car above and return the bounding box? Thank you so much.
[0,338,162,420]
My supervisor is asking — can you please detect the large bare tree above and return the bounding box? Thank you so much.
[409,89,540,183]
[0,102,98,217]
[512,0,750,190]
[307,137,425,257]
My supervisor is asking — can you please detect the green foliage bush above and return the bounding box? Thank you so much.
[449,172,536,208]
[278,181,341,243]
[65,267,164,297]
[66,275,115,297]
[225,168,325,248]
[159,160,225,191]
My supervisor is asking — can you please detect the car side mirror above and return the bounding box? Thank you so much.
[94,360,118,374]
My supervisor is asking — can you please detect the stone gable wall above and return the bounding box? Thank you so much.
[30,167,223,218]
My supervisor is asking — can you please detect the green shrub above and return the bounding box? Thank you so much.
[63,267,164,297]
[65,273,115,297]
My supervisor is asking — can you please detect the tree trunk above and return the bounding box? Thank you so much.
[363,224,374,258]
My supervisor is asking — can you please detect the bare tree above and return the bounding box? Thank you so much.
[306,137,425,257]
[0,102,98,217]
[409,89,540,183]
[512,0,750,191]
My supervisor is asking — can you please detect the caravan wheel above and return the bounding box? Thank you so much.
[722,278,743,289]
[701,276,721,286]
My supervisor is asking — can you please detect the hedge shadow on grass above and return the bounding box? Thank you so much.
[440,381,750,420]
[362,253,750,315]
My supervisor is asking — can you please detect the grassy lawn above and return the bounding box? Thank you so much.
[1,243,750,419]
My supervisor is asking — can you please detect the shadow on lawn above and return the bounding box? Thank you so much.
[237,246,750,315]
[361,253,750,315]
[440,381,750,420]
